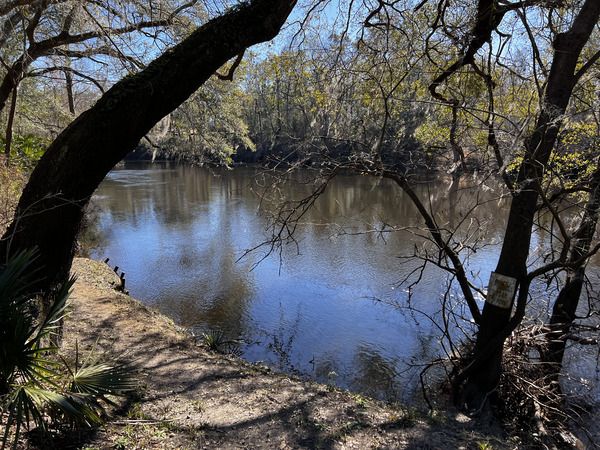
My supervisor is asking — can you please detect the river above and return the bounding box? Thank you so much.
[83,161,599,405]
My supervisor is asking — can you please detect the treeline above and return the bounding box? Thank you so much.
[131,20,596,178]
[2,4,596,177]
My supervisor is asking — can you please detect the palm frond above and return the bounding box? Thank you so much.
[31,276,75,342]
[1,250,134,450]
[23,386,103,426]
[2,386,47,450]
[0,249,40,309]
[71,362,137,398]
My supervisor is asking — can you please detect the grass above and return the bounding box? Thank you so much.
[326,371,338,391]
[113,436,129,450]
[354,393,369,408]
[201,329,241,355]
[387,405,420,428]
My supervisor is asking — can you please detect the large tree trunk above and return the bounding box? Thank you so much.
[0,0,296,294]
[459,0,600,411]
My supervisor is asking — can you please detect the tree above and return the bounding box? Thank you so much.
[0,0,204,163]
[0,0,297,295]
[458,0,600,411]
[253,0,600,426]
[3,0,599,436]
[0,0,203,112]
[301,0,600,417]
[153,70,256,165]
[241,26,428,166]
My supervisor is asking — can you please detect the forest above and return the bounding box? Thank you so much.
[1,0,599,447]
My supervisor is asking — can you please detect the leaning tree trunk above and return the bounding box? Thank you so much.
[459,0,600,411]
[0,0,297,294]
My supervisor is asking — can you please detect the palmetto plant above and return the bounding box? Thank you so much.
[0,249,136,449]
[202,329,242,355]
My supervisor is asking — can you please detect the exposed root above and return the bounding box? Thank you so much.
[494,325,596,449]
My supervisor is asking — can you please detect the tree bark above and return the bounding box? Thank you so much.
[460,0,600,411]
[0,0,297,293]
[544,164,600,373]
[64,69,75,115]
[3,83,18,166]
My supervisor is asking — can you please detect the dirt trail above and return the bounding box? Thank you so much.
[56,258,513,449]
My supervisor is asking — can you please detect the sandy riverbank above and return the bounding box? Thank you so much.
[45,258,514,449]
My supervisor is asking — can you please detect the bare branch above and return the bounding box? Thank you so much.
[26,65,106,92]
[574,49,600,84]
[0,0,36,17]
[515,8,547,93]
[215,49,245,81]
[0,9,22,50]
[46,45,144,69]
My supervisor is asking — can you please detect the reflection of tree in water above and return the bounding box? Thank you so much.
[158,249,256,337]
[85,163,539,405]
[78,199,108,257]
[311,346,403,403]
[347,312,451,404]
[348,346,400,402]
[260,301,304,376]
[371,277,482,404]
[93,162,231,227]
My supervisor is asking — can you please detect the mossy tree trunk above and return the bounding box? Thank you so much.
[0,0,297,294]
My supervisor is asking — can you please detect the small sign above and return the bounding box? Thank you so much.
[486,272,517,309]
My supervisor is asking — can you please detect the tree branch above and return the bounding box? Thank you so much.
[26,65,105,92]
[215,49,245,81]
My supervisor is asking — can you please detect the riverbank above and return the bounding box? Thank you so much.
[39,257,518,449]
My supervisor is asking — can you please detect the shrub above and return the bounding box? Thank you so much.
[0,249,136,449]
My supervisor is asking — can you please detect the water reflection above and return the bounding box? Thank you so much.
[85,162,519,402]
